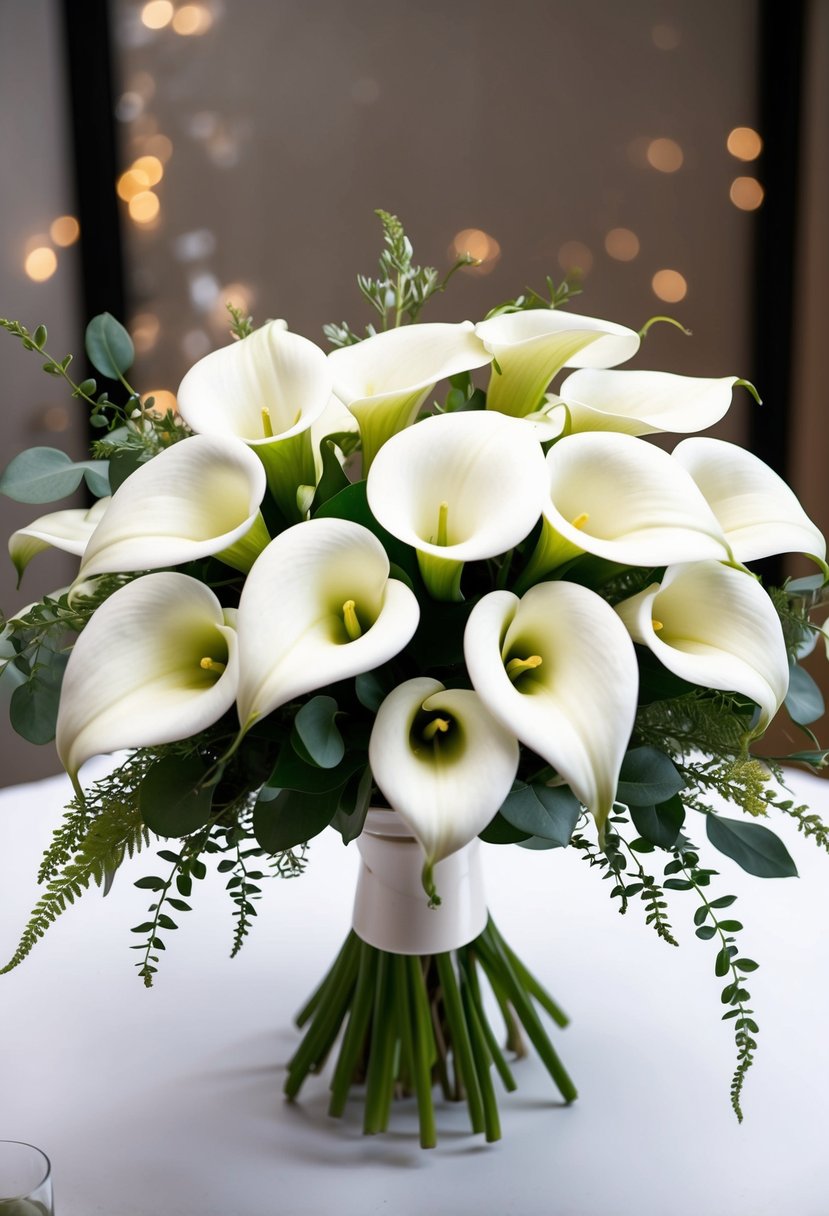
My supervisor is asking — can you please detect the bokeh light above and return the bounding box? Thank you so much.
[730,177,764,211]
[727,127,763,161]
[558,240,593,275]
[450,228,501,273]
[604,228,640,261]
[128,190,161,224]
[50,215,80,246]
[646,138,684,173]
[141,1,173,30]
[651,269,688,302]
[24,247,58,282]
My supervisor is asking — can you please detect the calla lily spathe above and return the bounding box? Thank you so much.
[556,369,741,436]
[673,437,827,569]
[176,320,332,521]
[369,677,519,899]
[615,561,789,731]
[464,581,639,831]
[76,434,269,582]
[366,411,547,600]
[9,497,110,584]
[519,431,732,589]
[56,572,239,783]
[236,517,419,732]
[476,309,640,418]
[327,322,492,472]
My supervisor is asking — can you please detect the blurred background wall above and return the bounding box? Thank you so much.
[0,0,826,785]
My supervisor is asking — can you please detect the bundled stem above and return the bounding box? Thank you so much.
[284,916,575,1147]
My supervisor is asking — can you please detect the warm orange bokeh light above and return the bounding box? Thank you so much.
[50,215,80,247]
[128,191,161,224]
[131,312,161,354]
[604,228,640,262]
[141,0,173,30]
[450,228,501,273]
[117,168,151,201]
[143,389,178,416]
[24,247,58,282]
[558,240,593,275]
[141,134,174,163]
[730,176,764,211]
[131,155,164,186]
[651,269,688,303]
[172,4,213,35]
[646,138,684,173]
[727,127,763,162]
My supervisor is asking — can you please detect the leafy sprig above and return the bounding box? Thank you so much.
[484,271,582,319]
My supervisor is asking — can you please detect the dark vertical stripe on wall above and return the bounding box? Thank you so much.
[60,0,126,333]
[750,0,806,585]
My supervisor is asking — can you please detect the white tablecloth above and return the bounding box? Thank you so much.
[1,762,828,1216]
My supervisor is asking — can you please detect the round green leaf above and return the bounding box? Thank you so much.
[617,746,685,806]
[630,794,685,849]
[499,782,581,846]
[293,696,345,768]
[0,447,84,504]
[253,785,340,852]
[478,812,531,844]
[706,813,798,878]
[139,754,215,837]
[85,312,135,379]
[785,663,825,726]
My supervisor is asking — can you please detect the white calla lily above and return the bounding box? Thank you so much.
[328,322,492,471]
[236,517,419,732]
[369,677,519,902]
[518,432,731,589]
[56,572,239,784]
[366,411,547,600]
[615,561,789,731]
[9,497,110,583]
[476,309,640,418]
[557,369,743,436]
[177,320,332,520]
[673,437,827,569]
[464,581,638,831]
[77,434,269,582]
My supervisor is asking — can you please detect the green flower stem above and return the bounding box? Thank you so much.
[407,955,437,1149]
[476,926,578,1104]
[363,952,397,1134]
[461,948,517,1092]
[489,921,570,1029]
[294,930,356,1029]
[435,951,486,1134]
[459,957,501,1142]
[328,942,377,1117]
[474,949,527,1056]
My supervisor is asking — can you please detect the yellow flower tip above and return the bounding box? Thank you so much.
[261,406,274,438]
[571,512,590,530]
[199,656,227,674]
[342,598,363,641]
[505,654,543,683]
[422,715,451,742]
[651,619,664,632]
[436,500,450,547]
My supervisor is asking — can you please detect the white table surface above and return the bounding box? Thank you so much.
[1,761,829,1216]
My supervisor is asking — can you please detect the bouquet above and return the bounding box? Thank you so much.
[2,212,828,1149]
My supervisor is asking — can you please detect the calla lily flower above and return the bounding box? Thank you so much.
[673,437,827,569]
[556,369,742,436]
[77,434,269,582]
[369,677,519,901]
[615,561,789,731]
[518,431,731,589]
[177,320,332,521]
[236,517,419,732]
[366,411,547,600]
[9,497,110,584]
[327,322,492,471]
[476,309,640,418]
[56,572,239,784]
[464,581,639,832]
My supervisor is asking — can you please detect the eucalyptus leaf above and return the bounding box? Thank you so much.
[0,447,109,504]
[330,765,373,844]
[85,312,134,379]
[266,744,363,793]
[479,812,531,844]
[139,754,215,837]
[499,782,581,846]
[292,696,345,768]
[9,656,67,743]
[706,813,798,878]
[630,794,685,849]
[355,670,388,713]
[253,785,341,852]
[617,746,685,806]
[785,663,825,726]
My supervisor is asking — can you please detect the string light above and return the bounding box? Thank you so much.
[730,177,764,211]
[604,228,640,261]
[651,269,687,302]
[727,127,763,161]
[131,155,164,186]
[50,215,80,247]
[24,247,58,282]
[128,191,161,224]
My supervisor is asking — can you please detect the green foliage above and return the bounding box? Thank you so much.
[226,300,254,340]
[139,752,216,837]
[616,746,685,806]
[498,782,580,847]
[292,696,345,769]
[0,447,110,504]
[253,784,341,852]
[705,813,797,878]
[85,313,134,381]
[323,210,475,347]
[784,664,825,726]
[484,271,583,319]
